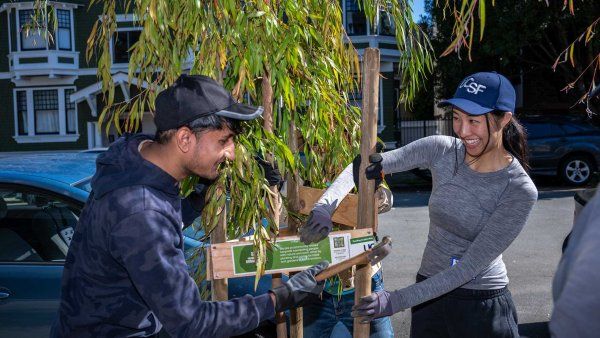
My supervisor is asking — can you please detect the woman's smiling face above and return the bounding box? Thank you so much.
[452,108,501,158]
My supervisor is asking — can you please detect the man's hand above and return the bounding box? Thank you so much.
[352,142,385,189]
[255,156,284,188]
[351,290,394,323]
[298,208,333,245]
[270,261,329,312]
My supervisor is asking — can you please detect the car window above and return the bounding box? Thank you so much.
[523,122,565,139]
[0,187,81,263]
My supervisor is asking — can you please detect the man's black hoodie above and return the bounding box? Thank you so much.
[51,134,274,337]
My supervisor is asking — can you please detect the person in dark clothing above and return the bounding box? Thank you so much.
[51,75,328,338]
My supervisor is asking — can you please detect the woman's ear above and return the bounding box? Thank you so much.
[501,112,513,129]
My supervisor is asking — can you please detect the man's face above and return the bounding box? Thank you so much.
[187,127,235,180]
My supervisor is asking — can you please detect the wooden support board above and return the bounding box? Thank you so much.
[354,47,380,338]
[298,186,358,228]
[207,229,374,280]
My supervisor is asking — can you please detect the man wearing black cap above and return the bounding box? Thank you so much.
[51,75,328,338]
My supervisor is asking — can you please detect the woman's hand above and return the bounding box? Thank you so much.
[351,290,395,323]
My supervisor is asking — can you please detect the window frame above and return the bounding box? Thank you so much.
[344,0,368,36]
[13,86,78,140]
[18,9,48,51]
[16,6,75,53]
[55,9,73,51]
[110,27,142,65]
[33,89,60,135]
[0,183,84,266]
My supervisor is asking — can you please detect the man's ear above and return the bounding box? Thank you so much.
[175,127,193,153]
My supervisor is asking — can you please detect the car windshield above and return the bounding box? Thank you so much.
[72,177,93,192]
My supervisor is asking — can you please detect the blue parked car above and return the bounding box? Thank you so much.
[0,152,274,337]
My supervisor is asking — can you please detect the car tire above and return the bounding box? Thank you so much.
[559,154,597,186]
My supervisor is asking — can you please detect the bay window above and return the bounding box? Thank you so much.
[13,87,78,142]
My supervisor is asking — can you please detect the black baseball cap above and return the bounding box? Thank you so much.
[154,74,264,131]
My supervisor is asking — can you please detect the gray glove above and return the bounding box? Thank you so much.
[351,290,394,323]
[270,261,329,312]
[299,208,333,245]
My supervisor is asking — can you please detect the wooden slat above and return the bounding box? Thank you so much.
[298,186,358,228]
[207,229,373,280]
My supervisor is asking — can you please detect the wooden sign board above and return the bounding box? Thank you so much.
[298,186,358,228]
[207,229,374,280]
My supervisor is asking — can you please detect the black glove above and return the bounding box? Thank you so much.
[181,178,213,226]
[255,156,284,188]
[352,142,385,189]
[270,261,329,312]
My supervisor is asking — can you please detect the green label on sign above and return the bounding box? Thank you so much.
[232,238,332,275]
[350,236,375,245]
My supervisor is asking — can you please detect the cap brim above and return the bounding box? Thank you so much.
[215,103,264,120]
[437,98,493,116]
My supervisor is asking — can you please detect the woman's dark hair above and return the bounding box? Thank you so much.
[154,114,241,144]
[453,110,530,173]
[490,111,530,171]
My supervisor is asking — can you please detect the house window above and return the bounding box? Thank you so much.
[13,87,78,141]
[34,90,60,135]
[19,9,47,51]
[65,89,76,134]
[345,0,367,36]
[56,9,72,50]
[113,30,141,63]
[18,8,74,52]
[378,11,395,36]
[16,91,28,136]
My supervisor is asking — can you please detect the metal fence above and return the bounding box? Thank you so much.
[395,116,453,147]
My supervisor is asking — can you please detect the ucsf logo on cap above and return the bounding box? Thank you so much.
[459,77,487,94]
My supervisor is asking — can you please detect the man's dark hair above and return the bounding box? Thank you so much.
[154,114,241,144]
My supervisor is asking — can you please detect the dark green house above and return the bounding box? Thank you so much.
[0,0,404,153]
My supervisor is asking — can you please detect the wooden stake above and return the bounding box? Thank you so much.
[211,67,228,302]
[211,209,229,301]
[287,112,303,338]
[262,70,287,338]
[353,48,380,338]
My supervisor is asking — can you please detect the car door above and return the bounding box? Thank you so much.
[524,121,567,172]
[0,185,80,338]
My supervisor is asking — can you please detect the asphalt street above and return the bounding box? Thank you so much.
[367,187,576,338]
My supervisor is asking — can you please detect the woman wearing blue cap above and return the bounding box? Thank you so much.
[300,72,538,337]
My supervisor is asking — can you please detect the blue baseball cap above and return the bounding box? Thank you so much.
[438,72,516,115]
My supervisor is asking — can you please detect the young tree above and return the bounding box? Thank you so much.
[30,0,489,278]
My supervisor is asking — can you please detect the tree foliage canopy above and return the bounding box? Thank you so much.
[30,0,500,281]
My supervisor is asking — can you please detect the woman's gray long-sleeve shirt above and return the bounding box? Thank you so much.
[314,135,538,311]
